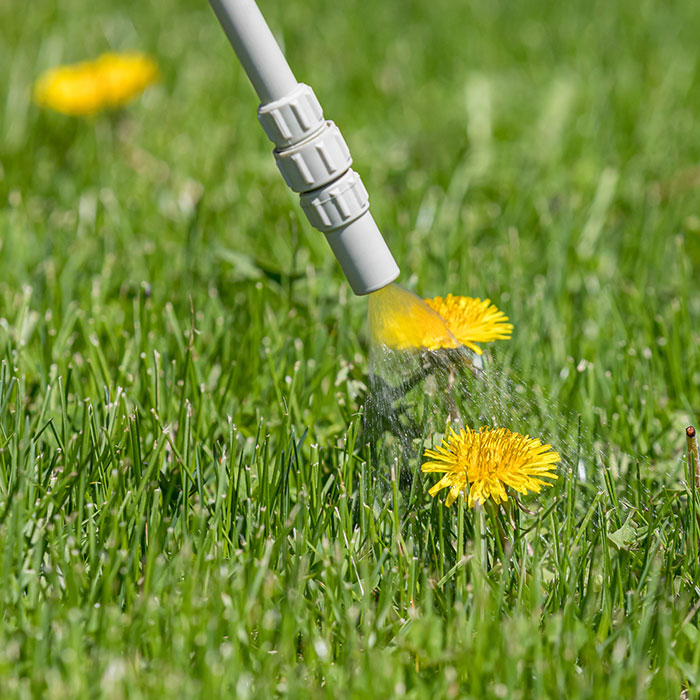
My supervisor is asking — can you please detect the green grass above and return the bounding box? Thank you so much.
[2,0,700,696]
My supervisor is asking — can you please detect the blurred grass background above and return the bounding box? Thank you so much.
[1,0,700,697]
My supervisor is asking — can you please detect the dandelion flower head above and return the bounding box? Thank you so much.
[34,52,158,116]
[369,284,457,351]
[422,425,559,507]
[424,294,513,354]
[369,285,512,353]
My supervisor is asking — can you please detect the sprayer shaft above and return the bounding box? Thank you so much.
[209,0,400,294]
[209,0,297,103]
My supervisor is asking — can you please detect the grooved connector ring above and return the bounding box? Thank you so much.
[257,83,324,148]
[274,121,352,193]
[300,169,369,232]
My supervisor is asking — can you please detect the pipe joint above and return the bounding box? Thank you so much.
[274,121,352,193]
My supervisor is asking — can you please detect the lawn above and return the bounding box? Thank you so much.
[2,0,700,697]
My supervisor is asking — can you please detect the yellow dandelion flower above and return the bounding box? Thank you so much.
[368,285,513,353]
[34,52,158,116]
[422,426,559,507]
[369,284,457,351]
[424,294,513,355]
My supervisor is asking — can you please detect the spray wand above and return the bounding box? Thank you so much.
[208,0,400,295]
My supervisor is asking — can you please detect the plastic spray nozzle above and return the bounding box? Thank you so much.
[209,0,400,295]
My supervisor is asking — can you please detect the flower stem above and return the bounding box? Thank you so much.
[686,426,700,490]
[686,426,700,553]
[456,495,466,598]
[486,500,507,561]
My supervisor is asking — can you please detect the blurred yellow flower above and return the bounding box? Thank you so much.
[34,52,158,116]
[422,425,559,507]
[424,294,513,354]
